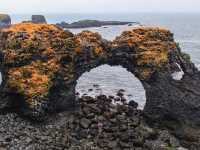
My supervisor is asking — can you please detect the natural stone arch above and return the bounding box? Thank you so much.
[75,64,146,109]
[0,23,200,129]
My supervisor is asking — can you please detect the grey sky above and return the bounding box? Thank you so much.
[0,0,200,14]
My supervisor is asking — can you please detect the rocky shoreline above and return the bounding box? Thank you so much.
[1,23,200,149]
[0,92,190,150]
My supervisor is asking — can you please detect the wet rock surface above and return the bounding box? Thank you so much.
[0,95,190,150]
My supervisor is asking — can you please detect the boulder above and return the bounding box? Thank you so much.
[0,23,75,119]
[31,15,47,24]
[0,14,11,28]
[0,23,200,133]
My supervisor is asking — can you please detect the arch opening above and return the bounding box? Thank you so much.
[76,64,146,110]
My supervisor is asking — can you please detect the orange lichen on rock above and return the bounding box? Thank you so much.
[0,23,74,110]
[0,23,184,118]
[1,23,74,66]
[2,23,60,36]
[95,47,103,55]
[7,59,60,108]
[75,31,107,56]
[113,27,178,79]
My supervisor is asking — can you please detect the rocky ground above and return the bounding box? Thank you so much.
[0,90,189,150]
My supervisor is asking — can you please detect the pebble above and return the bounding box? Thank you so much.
[80,118,91,129]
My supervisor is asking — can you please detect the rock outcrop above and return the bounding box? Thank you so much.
[56,20,137,28]
[0,14,11,28]
[0,23,75,118]
[31,15,47,24]
[0,23,200,135]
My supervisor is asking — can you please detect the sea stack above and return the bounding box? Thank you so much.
[31,15,47,24]
[0,14,11,28]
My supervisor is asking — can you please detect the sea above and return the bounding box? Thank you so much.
[8,13,200,109]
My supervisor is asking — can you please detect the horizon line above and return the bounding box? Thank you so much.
[2,11,200,15]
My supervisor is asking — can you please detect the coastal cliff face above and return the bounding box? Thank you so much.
[0,23,199,131]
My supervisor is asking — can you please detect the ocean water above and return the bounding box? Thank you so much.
[7,13,200,109]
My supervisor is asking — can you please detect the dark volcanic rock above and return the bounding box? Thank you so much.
[0,23,75,119]
[0,24,200,148]
[0,94,192,149]
[67,95,185,149]
[128,100,138,108]
[80,118,91,128]
[56,19,137,28]
[0,14,11,28]
[31,15,47,24]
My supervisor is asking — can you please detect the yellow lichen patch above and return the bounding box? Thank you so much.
[95,47,103,55]
[42,47,56,56]
[139,68,154,79]
[7,59,60,108]
[113,27,178,79]
[136,43,169,66]
[77,31,102,43]
[3,49,18,64]
[137,50,168,66]
[76,31,106,56]
[73,38,82,53]
[2,23,73,53]
[74,46,82,53]
[3,23,60,36]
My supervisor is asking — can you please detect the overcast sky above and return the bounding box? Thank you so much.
[0,0,200,14]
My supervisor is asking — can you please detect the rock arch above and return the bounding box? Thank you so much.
[0,23,200,127]
[75,64,146,109]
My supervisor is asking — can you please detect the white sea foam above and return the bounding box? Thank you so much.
[171,63,184,80]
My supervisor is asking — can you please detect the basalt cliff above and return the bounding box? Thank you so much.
[0,23,200,148]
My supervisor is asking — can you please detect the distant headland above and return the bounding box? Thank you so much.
[56,20,140,28]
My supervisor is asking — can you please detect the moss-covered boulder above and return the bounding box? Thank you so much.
[0,14,11,28]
